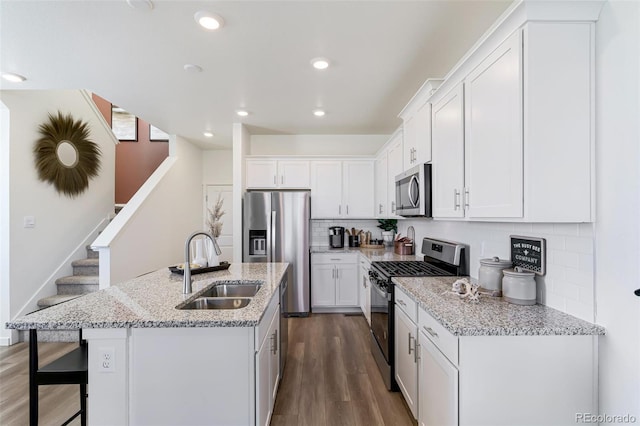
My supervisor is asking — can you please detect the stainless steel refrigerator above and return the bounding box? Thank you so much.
[243,191,310,316]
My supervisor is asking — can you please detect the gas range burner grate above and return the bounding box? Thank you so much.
[372,261,451,278]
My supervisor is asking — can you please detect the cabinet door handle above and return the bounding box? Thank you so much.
[346,205,349,215]
[408,333,415,356]
[423,326,438,339]
[273,175,277,185]
[339,205,341,215]
[398,299,406,307]
[273,330,278,354]
[362,276,366,289]
[379,204,383,214]
[332,268,335,279]
[454,189,461,210]
[464,188,470,209]
[415,342,420,363]
[281,175,284,185]
[391,201,396,213]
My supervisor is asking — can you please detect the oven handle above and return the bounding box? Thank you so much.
[371,280,390,301]
[408,175,419,207]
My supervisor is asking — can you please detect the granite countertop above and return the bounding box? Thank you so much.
[311,246,419,262]
[393,276,605,337]
[6,263,289,330]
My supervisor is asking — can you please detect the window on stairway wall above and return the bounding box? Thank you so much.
[92,93,169,204]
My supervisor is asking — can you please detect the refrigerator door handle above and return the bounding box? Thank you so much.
[270,210,277,262]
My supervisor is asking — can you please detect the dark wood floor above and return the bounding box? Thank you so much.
[272,314,415,426]
[0,340,81,425]
[0,314,414,426]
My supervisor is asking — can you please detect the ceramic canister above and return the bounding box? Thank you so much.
[478,257,512,296]
[502,267,537,305]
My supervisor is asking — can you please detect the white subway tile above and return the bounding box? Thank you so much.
[531,223,555,235]
[543,235,565,250]
[552,281,580,300]
[543,292,566,312]
[513,223,533,234]
[552,250,579,268]
[564,236,593,254]
[578,287,594,305]
[564,299,594,322]
[578,253,594,272]
[578,223,594,237]
[553,223,579,236]
[563,268,594,288]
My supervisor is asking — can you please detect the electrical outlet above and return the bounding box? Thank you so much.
[99,347,115,373]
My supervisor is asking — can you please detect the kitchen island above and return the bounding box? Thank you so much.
[6,263,289,426]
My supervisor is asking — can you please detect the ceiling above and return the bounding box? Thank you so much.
[0,0,512,149]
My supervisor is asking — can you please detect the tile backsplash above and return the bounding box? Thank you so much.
[311,220,382,246]
[398,219,596,322]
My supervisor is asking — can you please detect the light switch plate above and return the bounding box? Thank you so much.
[23,216,35,228]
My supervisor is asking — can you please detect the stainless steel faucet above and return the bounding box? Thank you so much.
[183,231,221,294]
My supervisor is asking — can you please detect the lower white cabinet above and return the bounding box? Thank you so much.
[418,329,458,426]
[359,255,371,325]
[395,305,419,419]
[311,253,359,308]
[256,303,280,426]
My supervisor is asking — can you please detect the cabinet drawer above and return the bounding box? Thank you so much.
[418,307,458,366]
[395,286,417,323]
[359,254,371,269]
[313,253,357,264]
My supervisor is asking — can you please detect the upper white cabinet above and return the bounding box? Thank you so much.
[432,83,465,219]
[374,152,388,217]
[400,79,443,171]
[386,132,404,218]
[310,160,374,219]
[428,20,595,222]
[246,159,310,189]
[464,30,523,219]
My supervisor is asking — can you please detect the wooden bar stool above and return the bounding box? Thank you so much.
[29,329,88,426]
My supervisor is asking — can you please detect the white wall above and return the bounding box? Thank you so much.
[232,124,251,262]
[203,149,233,184]
[250,134,387,156]
[99,135,203,285]
[0,90,116,344]
[0,101,12,344]
[594,0,640,418]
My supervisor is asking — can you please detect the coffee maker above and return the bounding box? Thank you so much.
[329,226,345,248]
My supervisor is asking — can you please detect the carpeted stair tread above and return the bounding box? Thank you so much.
[55,275,99,285]
[71,258,99,267]
[37,294,83,308]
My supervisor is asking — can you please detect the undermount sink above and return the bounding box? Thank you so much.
[200,283,262,298]
[178,297,251,310]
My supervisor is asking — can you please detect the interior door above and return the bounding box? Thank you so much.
[205,185,233,262]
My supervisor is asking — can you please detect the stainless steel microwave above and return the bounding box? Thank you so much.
[395,163,432,217]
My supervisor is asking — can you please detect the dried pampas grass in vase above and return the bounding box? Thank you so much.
[206,194,225,266]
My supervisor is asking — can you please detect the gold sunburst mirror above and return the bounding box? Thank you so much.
[34,112,102,198]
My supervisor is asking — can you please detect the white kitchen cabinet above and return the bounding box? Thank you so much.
[431,83,465,219]
[310,161,343,218]
[395,305,419,419]
[310,160,374,219]
[464,30,523,218]
[311,253,359,309]
[374,152,388,217]
[358,255,371,325]
[403,100,432,168]
[418,329,458,426]
[256,298,280,426]
[386,132,403,218]
[246,159,310,189]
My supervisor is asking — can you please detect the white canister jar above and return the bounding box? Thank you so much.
[478,257,512,296]
[502,267,537,305]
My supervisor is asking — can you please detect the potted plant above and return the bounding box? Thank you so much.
[377,219,397,247]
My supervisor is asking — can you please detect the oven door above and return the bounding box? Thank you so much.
[370,278,391,362]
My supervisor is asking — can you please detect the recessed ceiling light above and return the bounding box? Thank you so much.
[313,109,326,117]
[126,0,153,10]
[203,131,214,138]
[1,72,26,83]
[311,58,330,70]
[236,110,249,117]
[183,64,203,73]
[194,11,225,30]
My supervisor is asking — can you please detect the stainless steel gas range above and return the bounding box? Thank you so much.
[368,237,468,391]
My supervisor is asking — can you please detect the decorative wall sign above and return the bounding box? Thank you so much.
[111,105,137,141]
[149,124,169,141]
[510,235,546,275]
[34,111,102,198]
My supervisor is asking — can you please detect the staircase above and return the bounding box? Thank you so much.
[37,246,100,309]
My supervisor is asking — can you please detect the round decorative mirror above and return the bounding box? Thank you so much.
[56,140,79,168]
[34,112,102,198]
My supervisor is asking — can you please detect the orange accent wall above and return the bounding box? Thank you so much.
[92,94,169,204]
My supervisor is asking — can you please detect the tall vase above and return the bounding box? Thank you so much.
[193,239,208,267]
[206,238,220,267]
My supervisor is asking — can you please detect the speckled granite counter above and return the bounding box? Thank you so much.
[311,246,419,262]
[394,276,605,337]
[6,263,288,330]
